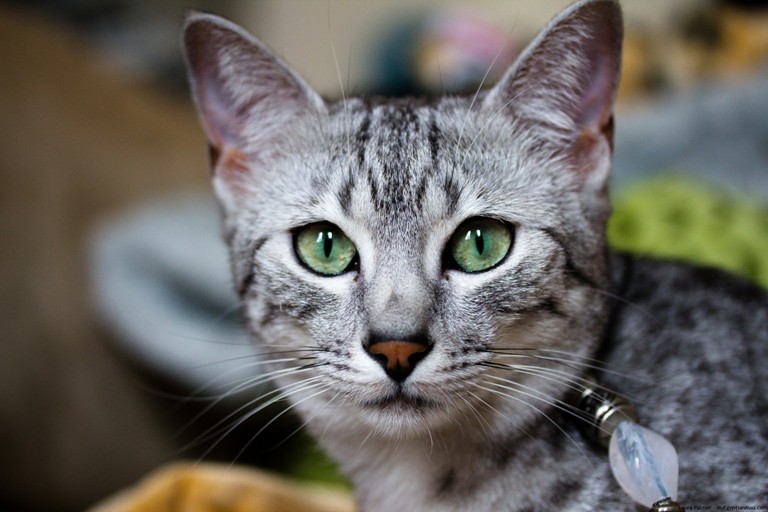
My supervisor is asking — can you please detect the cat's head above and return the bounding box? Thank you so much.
[182,0,622,439]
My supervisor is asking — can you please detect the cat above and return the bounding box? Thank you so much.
[181,1,768,510]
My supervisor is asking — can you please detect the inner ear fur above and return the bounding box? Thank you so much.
[483,0,623,182]
[182,12,326,181]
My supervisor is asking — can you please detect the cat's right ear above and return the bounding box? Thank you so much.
[182,12,326,192]
[482,0,622,201]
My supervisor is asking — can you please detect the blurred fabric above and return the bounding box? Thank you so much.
[0,5,209,510]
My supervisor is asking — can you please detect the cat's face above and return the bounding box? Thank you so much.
[183,0,622,438]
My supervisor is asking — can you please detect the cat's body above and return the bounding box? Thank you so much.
[182,1,768,510]
[285,253,768,511]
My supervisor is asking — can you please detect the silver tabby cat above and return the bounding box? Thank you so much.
[182,1,767,510]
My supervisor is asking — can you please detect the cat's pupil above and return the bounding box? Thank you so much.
[324,232,333,258]
[474,230,484,255]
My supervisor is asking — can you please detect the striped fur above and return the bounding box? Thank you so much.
[183,1,768,510]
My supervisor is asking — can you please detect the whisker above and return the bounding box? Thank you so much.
[455,32,514,162]
[327,4,352,161]
[459,78,547,171]
[138,354,310,407]
[482,353,643,404]
[177,355,319,406]
[318,393,352,446]
[482,373,595,430]
[273,388,345,453]
[460,391,500,440]
[190,376,329,461]
[590,286,652,318]
[178,365,326,442]
[476,382,594,468]
[484,351,599,380]
[141,356,311,407]
[230,383,335,465]
[209,301,246,329]
[467,388,537,444]
[183,355,296,372]
[436,57,444,95]
[355,428,376,455]
[347,42,354,97]
[483,362,591,398]
[488,349,648,384]
[166,331,250,347]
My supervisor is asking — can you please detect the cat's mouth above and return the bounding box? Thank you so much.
[361,388,440,411]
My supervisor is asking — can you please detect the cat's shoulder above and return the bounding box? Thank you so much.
[603,253,767,502]
[610,252,768,323]
[604,251,767,392]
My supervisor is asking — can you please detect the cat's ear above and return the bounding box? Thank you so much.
[483,0,622,194]
[182,12,326,190]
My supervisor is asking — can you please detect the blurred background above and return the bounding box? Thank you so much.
[1,0,766,510]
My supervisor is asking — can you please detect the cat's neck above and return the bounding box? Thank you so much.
[312,404,599,511]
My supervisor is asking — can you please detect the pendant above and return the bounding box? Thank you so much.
[609,421,680,510]
[575,376,683,512]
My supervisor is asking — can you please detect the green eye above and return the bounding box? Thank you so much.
[295,223,358,276]
[448,218,513,273]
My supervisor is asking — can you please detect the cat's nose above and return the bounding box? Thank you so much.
[365,338,432,383]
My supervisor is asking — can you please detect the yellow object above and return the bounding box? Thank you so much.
[88,463,357,512]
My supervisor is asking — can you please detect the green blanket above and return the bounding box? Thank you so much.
[609,176,768,288]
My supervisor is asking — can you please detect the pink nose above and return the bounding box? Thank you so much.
[366,340,431,383]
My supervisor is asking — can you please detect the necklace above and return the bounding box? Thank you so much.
[574,375,683,512]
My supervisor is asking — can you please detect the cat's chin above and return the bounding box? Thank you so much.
[354,389,458,436]
[361,390,441,411]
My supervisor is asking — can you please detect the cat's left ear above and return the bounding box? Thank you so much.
[483,0,622,195]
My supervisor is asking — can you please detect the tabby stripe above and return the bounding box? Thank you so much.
[259,298,316,326]
[237,236,267,298]
[416,115,441,205]
[541,228,600,290]
[259,301,280,327]
[368,166,380,210]
[597,253,634,362]
[435,469,456,495]
[355,109,371,167]
[415,174,429,206]
[338,170,355,214]
[428,114,440,165]
[493,296,565,317]
[443,175,460,215]
[548,479,585,507]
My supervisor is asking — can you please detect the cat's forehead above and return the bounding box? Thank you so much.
[365,96,480,133]
[330,96,533,174]
[336,97,453,154]
[301,97,551,250]
[323,99,464,227]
